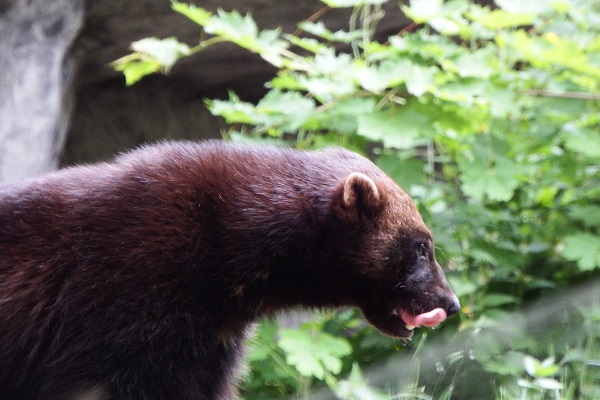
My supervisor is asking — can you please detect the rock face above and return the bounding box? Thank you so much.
[0,0,85,182]
[0,0,411,181]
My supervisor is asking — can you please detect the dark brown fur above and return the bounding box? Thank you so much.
[0,141,458,400]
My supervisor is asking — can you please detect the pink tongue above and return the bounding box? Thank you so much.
[400,308,447,328]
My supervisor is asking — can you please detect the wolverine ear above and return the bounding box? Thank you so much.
[335,172,382,219]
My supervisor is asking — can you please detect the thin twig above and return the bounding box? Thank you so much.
[526,89,600,101]
[399,21,420,35]
[292,6,331,37]
[384,22,420,45]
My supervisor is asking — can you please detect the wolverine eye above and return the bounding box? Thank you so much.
[417,243,428,261]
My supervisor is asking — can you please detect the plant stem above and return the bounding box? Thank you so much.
[525,90,600,101]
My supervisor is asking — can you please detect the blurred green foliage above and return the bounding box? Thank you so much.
[114,0,600,398]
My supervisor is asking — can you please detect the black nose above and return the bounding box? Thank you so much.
[446,300,460,317]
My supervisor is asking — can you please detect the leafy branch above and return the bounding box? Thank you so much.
[112,0,600,398]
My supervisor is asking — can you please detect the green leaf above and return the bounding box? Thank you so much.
[312,48,354,75]
[296,49,357,101]
[112,60,161,85]
[535,186,560,208]
[524,356,560,378]
[321,0,387,7]
[561,233,600,271]
[376,152,427,193]
[257,89,316,115]
[205,9,258,40]
[437,78,518,116]
[171,1,212,26]
[355,59,437,95]
[207,94,262,125]
[286,36,326,54]
[480,351,526,376]
[330,97,377,115]
[209,89,317,132]
[356,60,405,93]
[470,239,524,267]
[110,36,191,84]
[459,136,527,202]
[447,276,477,298]
[536,378,564,390]
[332,364,388,400]
[301,76,355,103]
[357,100,432,149]
[130,37,190,68]
[460,157,524,202]
[298,21,363,43]
[277,330,322,378]
[357,111,417,149]
[502,30,600,79]
[319,98,377,134]
[403,0,445,22]
[466,7,536,29]
[402,0,469,35]
[255,90,317,131]
[568,205,600,227]
[247,321,278,362]
[561,124,600,158]
[495,0,555,14]
[269,72,306,91]
[278,329,351,379]
[452,49,494,78]
[405,64,437,97]
[198,9,287,66]
[481,293,520,308]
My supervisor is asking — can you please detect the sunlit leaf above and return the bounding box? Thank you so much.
[357,102,432,149]
[458,136,528,202]
[332,364,388,400]
[207,95,261,125]
[536,378,564,390]
[405,64,436,96]
[403,0,469,35]
[171,1,212,26]
[321,0,387,7]
[561,124,600,158]
[466,7,536,29]
[460,157,524,202]
[112,60,161,85]
[278,329,351,379]
[376,152,427,191]
[502,30,600,79]
[495,0,556,14]
[286,36,326,54]
[299,21,364,43]
[453,49,494,78]
[130,37,190,68]
[561,233,600,271]
[403,0,445,21]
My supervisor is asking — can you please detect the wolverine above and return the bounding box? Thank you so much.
[0,141,459,400]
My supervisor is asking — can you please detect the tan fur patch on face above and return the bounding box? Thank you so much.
[378,177,430,237]
[359,176,432,279]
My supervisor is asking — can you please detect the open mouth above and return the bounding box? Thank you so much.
[393,307,448,331]
[362,305,449,339]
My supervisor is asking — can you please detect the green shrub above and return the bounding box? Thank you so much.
[114,0,600,397]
